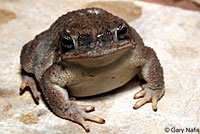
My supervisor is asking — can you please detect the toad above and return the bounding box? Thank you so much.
[20,8,165,132]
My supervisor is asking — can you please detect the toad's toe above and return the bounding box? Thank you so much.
[134,89,145,99]
[133,96,150,109]
[20,75,40,103]
[83,113,105,124]
[152,97,158,111]
[80,105,95,112]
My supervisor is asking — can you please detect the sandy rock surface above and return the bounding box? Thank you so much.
[0,0,200,134]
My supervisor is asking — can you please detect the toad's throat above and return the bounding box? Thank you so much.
[61,43,133,67]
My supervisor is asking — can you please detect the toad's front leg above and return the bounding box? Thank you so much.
[133,46,165,111]
[40,64,105,132]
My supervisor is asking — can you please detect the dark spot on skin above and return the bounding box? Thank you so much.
[82,72,95,77]
[111,77,115,79]
[120,81,123,83]
[64,107,70,112]
[0,9,16,25]
[89,74,95,77]
[52,71,58,78]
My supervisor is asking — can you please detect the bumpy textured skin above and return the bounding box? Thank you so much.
[20,8,164,132]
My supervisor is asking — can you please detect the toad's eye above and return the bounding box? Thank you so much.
[117,25,128,41]
[61,32,75,52]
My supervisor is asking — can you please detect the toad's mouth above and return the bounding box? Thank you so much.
[61,41,134,60]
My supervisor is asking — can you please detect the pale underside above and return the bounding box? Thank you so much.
[65,49,140,97]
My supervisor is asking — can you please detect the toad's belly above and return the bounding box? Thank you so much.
[67,63,139,97]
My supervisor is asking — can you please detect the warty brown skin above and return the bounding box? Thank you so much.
[20,8,164,132]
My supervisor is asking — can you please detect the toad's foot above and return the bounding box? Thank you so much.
[20,75,40,103]
[133,84,164,111]
[65,102,105,132]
